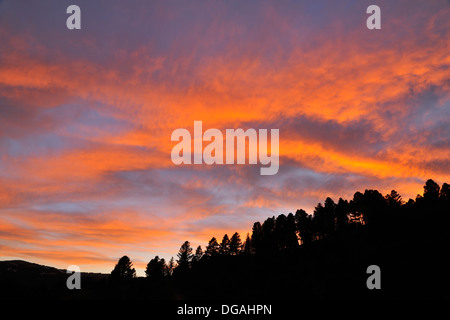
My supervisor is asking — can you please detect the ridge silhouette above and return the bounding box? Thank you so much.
[1,179,449,299]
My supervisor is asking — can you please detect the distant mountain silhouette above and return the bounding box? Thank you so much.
[0,260,64,275]
[0,260,108,299]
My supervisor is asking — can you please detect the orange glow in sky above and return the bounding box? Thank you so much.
[0,0,449,275]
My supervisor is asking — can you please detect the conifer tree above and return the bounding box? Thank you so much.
[205,237,220,256]
[219,234,230,255]
[145,256,166,278]
[110,255,136,280]
[176,241,193,270]
[243,233,253,254]
[229,232,242,255]
[193,245,203,263]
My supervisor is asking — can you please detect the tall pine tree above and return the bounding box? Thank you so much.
[229,232,242,255]
[145,256,166,278]
[193,245,203,263]
[110,255,136,281]
[205,237,220,257]
[166,257,176,276]
[176,241,193,271]
[243,233,253,254]
[219,234,230,255]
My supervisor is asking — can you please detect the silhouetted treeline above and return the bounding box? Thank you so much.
[103,179,450,299]
[116,179,446,275]
[2,179,449,299]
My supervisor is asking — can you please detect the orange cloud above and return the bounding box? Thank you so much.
[0,0,449,274]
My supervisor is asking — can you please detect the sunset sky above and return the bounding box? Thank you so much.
[0,0,449,275]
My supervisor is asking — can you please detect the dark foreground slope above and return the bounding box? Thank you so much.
[1,179,449,299]
[2,222,448,300]
[0,260,108,299]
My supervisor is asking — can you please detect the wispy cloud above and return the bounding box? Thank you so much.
[0,0,449,274]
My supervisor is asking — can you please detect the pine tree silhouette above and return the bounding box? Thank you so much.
[145,256,166,278]
[193,245,203,263]
[176,241,193,271]
[219,234,231,255]
[205,237,220,257]
[229,232,242,255]
[110,255,136,281]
